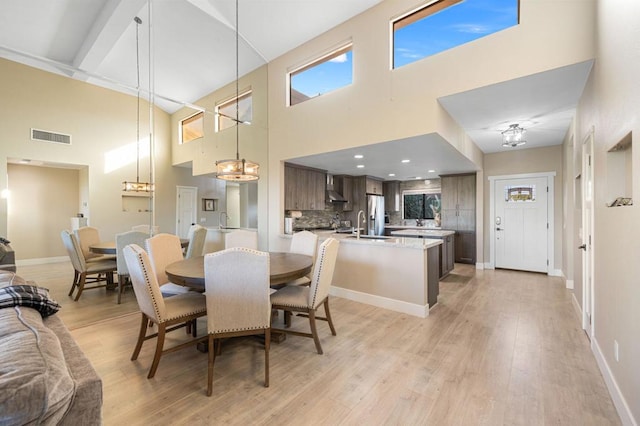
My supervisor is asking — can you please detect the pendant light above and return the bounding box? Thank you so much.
[123,16,154,192]
[215,0,259,181]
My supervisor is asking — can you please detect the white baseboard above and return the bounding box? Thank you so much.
[548,268,562,277]
[475,262,484,270]
[565,279,574,290]
[16,256,68,266]
[571,292,582,322]
[592,338,637,426]
[484,262,494,269]
[330,286,429,318]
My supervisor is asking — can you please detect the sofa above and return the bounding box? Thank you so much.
[0,272,103,425]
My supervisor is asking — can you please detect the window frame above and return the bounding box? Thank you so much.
[215,89,253,133]
[402,189,441,220]
[179,111,204,144]
[287,42,353,107]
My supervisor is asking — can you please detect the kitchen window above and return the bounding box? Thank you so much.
[288,43,353,106]
[403,191,441,220]
[179,111,204,144]
[216,90,252,132]
[392,0,519,69]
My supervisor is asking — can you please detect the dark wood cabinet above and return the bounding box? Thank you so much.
[365,177,383,195]
[441,173,476,264]
[383,180,400,212]
[284,164,325,211]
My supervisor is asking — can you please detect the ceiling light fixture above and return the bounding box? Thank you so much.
[388,173,396,177]
[401,159,410,163]
[427,169,435,173]
[501,123,526,148]
[123,16,153,193]
[215,0,259,181]
[357,164,365,168]
[354,154,363,159]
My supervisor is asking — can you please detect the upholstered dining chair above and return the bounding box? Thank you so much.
[270,238,339,354]
[145,233,191,297]
[285,231,318,286]
[115,231,148,304]
[131,224,160,235]
[74,226,113,262]
[204,247,271,395]
[185,224,207,259]
[224,229,258,250]
[123,244,207,379]
[60,230,117,301]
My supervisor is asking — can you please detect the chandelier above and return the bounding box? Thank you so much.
[123,16,154,192]
[215,0,259,181]
[501,124,526,148]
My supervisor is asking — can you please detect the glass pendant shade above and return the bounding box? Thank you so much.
[215,158,259,181]
[502,124,526,148]
[122,181,154,192]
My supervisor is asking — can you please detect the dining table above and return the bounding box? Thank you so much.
[165,252,313,290]
[89,238,189,255]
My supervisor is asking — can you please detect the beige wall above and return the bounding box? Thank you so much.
[266,0,595,248]
[482,146,564,271]
[7,164,79,259]
[569,0,640,421]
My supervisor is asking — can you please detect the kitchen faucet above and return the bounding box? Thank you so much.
[356,210,365,240]
[219,211,228,229]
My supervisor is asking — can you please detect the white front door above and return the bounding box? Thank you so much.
[176,186,197,238]
[495,176,549,272]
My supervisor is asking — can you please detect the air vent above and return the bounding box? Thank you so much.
[31,128,71,145]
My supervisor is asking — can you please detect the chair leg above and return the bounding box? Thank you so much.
[117,274,124,304]
[284,310,292,328]
[192,319,198,337]
[131,313,149,361]
[68,271,79,296]
[207,335,215,396]
[147,323,166,379]
[264,328,270,388]
[74,273,87,301]
[308,310,323,355]
[324,299,336,336]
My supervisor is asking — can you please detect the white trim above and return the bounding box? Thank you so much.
[571,292,582,321]
[548,268,562,277]
[488,172,556,273]
[484,262,494,270]
[16,256,68,266]
[475,262,484,270]
[330,286,429,318]
[565,279,574,290]
[592,338,637,426]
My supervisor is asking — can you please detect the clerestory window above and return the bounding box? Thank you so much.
[179,111,204,144]
[216,90,252,132]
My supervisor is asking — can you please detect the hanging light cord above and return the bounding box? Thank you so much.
[235,0,240,161]
[134,16,142,184]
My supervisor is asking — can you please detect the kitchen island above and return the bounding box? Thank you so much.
[280,232,441,318]
[390,229,455,278]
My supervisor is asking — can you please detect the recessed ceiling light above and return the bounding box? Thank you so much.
[401,159,410,163]
[415,176,422,180]
[388,173,395,177]
[357,164,365,168]
[427,169,435,173]
[354,154,364,159]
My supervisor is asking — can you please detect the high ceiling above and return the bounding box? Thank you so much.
[1,1,593,176]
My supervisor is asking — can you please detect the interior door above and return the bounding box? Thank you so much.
[582,132,594,338]
[495,177,549,272]
[176,186,197,238]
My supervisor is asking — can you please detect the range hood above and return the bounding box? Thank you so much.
[326,174,347,203]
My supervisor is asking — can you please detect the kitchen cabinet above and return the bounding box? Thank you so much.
[333,175,353,212]
[366,177,383,195]
[441,173,476,264]
[383,180,400,212]
[284,164,326,211]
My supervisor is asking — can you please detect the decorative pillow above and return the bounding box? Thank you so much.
[0,285,61,317]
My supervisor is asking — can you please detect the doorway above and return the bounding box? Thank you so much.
[581,130,594,338]
[489,172,555,273]
[176,186,197,238]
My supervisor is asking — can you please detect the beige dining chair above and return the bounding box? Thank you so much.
[285,230,318,286]
[145,233,191,297]
[132,224,160,235]
[270,238,339,354]
[74,226,113,262]
[60,230,117,301]
[185,224,207,259]
[115,230,148,304]
[204,247,271,395]
[123,244,207,379]
[224,230,258,250]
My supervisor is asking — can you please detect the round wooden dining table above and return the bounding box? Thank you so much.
[165,252,313,289]
[89,238,189,255]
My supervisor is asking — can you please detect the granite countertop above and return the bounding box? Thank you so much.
[385,225,442,230]
[390,229,455,238]
[280,231,442,250]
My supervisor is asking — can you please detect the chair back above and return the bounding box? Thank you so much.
[145,233,184,285]
[61,230,87,273]
[290,230,318,258]
[307,238,340,309]
[115,231,148,275]
[132,224,160,235]
[204,248,271,333]
[74,226,101,260]
[123,244,166,322]
[224,230,258,250]
[185,224,207,259]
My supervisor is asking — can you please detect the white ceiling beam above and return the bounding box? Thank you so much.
[72,0,147,78]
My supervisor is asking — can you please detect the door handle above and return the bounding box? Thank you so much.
[578,244,586,250]
[496,227,503,231]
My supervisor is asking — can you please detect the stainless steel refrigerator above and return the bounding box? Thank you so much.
[367,194,385,236]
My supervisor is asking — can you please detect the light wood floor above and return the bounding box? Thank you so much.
[18,262,620,425]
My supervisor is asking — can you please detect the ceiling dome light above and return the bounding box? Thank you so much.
[501,124,526,148]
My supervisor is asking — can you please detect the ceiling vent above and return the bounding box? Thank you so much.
[31,128,71,145]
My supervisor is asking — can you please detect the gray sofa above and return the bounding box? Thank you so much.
[0,272,102,425]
